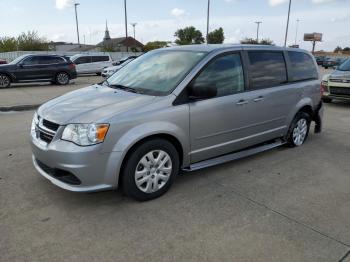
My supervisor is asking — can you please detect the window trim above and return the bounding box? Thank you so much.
[245,50,289,91]
[173,51,247,105]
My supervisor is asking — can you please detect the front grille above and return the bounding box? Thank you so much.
[329,79,350,83]
[42,119,59,131]
[330,87,350,96]
[36,159,81,185]
[39,130,54,143]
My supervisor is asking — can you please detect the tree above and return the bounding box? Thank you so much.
[207,27,225,44]
[17,31,49,51]
[334,46,343,53]
[174,26,204,45]
[343,47,350,52]
[144,41,169,51]
[240,37,274,45]
[0,37,17,52]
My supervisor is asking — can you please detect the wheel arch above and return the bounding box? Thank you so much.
[0,72,14,82]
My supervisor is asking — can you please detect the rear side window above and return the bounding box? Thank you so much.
[73,56,91,64]
[288,51,318,81]
[92,56,109,62]
[38,56,65,64]
[248,51,287,89]
[192,53,244,97]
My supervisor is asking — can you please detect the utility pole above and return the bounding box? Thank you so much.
[206,0,210,43]
[294,19,300,46]
[255,21,262,43]
[284,0,292,46]
[74,3,80,46]
[131,23,137,39]
[124,0,128,52]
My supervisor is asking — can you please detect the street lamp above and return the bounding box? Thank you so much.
[206,0,210,43]
[74,3,80,46]
[130,23,137,39]
[124,0,128,51]
[294,19,300,46]
[255,21,262,43]
[284,0,292,46]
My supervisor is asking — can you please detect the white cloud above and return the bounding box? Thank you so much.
[55,0,75,10]
[269,0,288,6]
[171,8,186,18]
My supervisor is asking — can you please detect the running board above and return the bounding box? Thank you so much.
[183,139,285,172]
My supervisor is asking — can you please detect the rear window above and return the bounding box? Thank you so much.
[39,56,65,64]
[92,56,109,62]
[288,51,318,81]
[248,51,287,89]
[73,56,91,64]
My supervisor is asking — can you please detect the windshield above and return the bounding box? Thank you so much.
[9,55,29,65]
[338,59,350,71]
[106,50,207,95]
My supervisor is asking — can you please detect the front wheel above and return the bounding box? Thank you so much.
[122,139,179,201]
[286,112,311,147]
[55,72,70,85]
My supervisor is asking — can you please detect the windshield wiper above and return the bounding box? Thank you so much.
[109,84,141,94]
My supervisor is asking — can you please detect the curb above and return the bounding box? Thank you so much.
[0,104,40,112]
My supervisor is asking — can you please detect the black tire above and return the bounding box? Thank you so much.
[322,97,332,103]
[55,72,70,85]
[0,73,11,88]
[122,138,180,201]
[96,72,102,76]
[286,112,311,147]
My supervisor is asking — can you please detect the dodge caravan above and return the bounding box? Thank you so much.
[30,45,323,201]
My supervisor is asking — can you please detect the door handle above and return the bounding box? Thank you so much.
[253,96,264,102]
[236,99,248,105]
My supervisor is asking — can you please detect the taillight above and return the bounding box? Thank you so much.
[69,63,76,70]
[320,82,326,96]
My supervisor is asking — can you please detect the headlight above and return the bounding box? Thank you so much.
[31,112,39,136]
[62,123,109,146]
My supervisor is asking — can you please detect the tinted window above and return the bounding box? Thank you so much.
[38,56,65,64]
[288,51,318,81]
[22,56,40,65]
[73,56,91,64]
[92,56,109,62]
[248,51,287,89]
[338,59,350,71]
[192,53,244,97]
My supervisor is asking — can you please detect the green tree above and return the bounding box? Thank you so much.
[0,37,17,52]
[259,38,274,45]
[334,46,342,53]
[240,37,274,45]
[174,26,204,45]
[144,41,169,51]
[17,31,49,51]
[207,27,225,44]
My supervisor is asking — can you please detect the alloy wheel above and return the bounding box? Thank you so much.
[292,118,308,146]
[0,74,10,88]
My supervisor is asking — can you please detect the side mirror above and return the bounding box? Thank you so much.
[188,83,217,100]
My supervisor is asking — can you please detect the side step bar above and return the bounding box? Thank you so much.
[183,139,286,172]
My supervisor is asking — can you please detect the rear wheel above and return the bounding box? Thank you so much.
[322,97,332,103]
[55,72,70,85]
[122,139,179,201]
[286,112,311,147]
[0,74,11,88]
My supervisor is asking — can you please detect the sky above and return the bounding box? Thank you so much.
[0,0,349,51]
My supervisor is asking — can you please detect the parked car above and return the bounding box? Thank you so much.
[0,54,77,88]
[70,54,113,75]
[315,56,326,66]
[30,45,323,201]
[0,59,7,64]
[321,58,350,103]
[101,57,136,78]
[322,57,337,69]
[112,56,139,66]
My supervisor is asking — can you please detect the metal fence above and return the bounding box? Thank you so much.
[0,51,143,62]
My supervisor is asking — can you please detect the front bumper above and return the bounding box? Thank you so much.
[30,135,122,192]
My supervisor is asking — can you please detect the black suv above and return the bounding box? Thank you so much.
[0,54,77,88]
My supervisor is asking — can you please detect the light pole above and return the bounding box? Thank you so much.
[74,3,80,46]
[255,21,262,43]
[284,0,292,46]
[130,23,137,39]
[206,0,210,43]
[124,0,128,51]
[294,19,300,46]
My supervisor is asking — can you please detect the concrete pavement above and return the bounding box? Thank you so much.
[1,102,350,261]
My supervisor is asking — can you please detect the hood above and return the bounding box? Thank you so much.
[330,70,350,80]
[0,64,16,70]
[38,85,156,125]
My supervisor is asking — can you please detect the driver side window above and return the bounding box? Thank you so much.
[192,53,245,98]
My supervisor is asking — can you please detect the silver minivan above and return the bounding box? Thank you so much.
[30,45,323,200]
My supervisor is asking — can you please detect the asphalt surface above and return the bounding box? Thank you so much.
[1,103,350,262]
[1,67,350,261]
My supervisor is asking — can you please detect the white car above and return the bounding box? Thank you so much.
[70,54,113,75]
[101,57,135,78]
